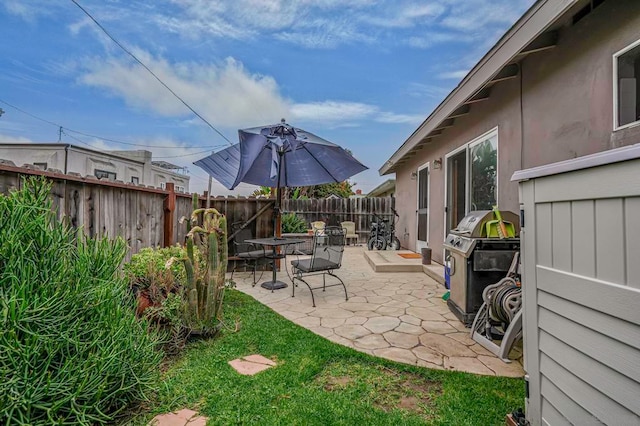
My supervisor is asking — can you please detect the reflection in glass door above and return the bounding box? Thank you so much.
[446,150,467,233]
[416,164,429,251]
[445,130,498,235]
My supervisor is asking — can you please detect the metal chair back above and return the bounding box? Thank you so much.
[309,226,345,271]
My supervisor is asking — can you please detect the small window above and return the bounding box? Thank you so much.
[131,176,139,184]
[176,185,185,193]
[33,162,47,170]
[615,40,640,129]
[160,182,166,190]
[95,169,116,180]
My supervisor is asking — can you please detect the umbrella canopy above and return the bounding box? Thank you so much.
[194,120,368,191]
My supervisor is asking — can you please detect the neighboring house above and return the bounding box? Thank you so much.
[367,179,395,198]
[380,0,640,264]
[0,143,189,191]
[349,189,365,199]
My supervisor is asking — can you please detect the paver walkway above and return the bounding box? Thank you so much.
[232,246,523,378]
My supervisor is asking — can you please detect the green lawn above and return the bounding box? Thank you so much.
[127,290,524,425]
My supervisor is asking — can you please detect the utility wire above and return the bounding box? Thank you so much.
[70,0,233,146]
[62,129,215,159]
[0,98,224,150]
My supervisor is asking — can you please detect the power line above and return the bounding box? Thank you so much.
[0,98,225,150]
[61,129,214,159]
[70,0,233,146]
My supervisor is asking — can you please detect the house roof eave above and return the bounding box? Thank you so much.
[379,0,579,176]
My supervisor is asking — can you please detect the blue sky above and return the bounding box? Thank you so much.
[0,0,533,194]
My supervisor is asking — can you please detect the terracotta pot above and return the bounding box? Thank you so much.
[136,291,154,316]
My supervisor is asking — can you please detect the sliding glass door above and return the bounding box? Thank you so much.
[445,129,498,234]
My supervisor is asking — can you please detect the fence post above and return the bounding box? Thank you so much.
[164,182,176,247]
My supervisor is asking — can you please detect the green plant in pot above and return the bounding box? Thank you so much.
[125,245,186,316]
[282,212,307,233]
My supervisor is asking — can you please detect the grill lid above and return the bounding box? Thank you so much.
[450,210,521,238]
[451,210,493,237]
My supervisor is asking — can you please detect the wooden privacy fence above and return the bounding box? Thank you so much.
[282,197,395,240]
[0,163,278,260]
[0,163,394,257]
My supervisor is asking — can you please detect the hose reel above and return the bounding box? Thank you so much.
[470,253,523,363]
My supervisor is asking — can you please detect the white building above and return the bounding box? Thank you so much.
[0,143,189,191]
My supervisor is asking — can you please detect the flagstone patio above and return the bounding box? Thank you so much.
[232,246,523,378]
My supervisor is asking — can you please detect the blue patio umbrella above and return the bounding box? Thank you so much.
[194,120,368,237]
[194,119,368,191]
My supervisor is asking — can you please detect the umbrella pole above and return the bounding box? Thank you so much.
[273,150,283,239]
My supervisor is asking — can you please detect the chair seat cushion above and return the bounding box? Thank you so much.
[291,258,339,273]
[238,250,266,259]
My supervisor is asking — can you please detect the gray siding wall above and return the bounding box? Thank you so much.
[519,159,640,426]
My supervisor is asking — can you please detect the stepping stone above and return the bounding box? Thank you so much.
[444,356,494,376]
[228,354,277,375]
[149,408,208,426]
[354,334,390,350]
[383,331,419,349]
[242,354,276,366]
[334,324,370,339]
[363,316,401,333]
[373,347,417,365]
[418,334,477,357]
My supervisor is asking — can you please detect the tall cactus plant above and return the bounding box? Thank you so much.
[178,195,228,333]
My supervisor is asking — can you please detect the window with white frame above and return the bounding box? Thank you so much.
[615,39,640,129]
[445,129,498,233]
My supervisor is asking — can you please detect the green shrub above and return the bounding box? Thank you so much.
[282,212,307,233]
[0,178,163,425]
[124,245,187,286]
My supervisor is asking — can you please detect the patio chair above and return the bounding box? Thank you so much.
[229,222,267,286]
[291,226,348,307]
[340,221,358,245]
[310,221,325,234]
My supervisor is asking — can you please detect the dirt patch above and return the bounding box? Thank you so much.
[316,363,442,418]
[373,376,441,415]
[323,375,353,391]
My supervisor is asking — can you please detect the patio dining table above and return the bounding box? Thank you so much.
[245,237,305,291]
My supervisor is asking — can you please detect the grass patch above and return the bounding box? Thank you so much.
[316,362,442,420]
[126,289,524,425]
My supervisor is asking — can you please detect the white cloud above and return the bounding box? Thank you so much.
[79,53,290,128]
[360,3,445,28]
[0,133,33,144]
[291,101,377,123]
[375,112,423,124]
[437,70,468,80]
[2,0,56,22]
[77,50,420,130]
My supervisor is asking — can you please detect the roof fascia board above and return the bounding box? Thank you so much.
[380,0,578,175]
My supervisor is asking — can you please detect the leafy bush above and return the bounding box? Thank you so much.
[0,178,163,424]
[124,245,187,286]
[282,212,308,233]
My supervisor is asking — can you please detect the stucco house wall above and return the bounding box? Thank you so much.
[396,77,522,261]
[394,0,640,263]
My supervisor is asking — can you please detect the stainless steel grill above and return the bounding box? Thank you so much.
[444,210,520,326]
